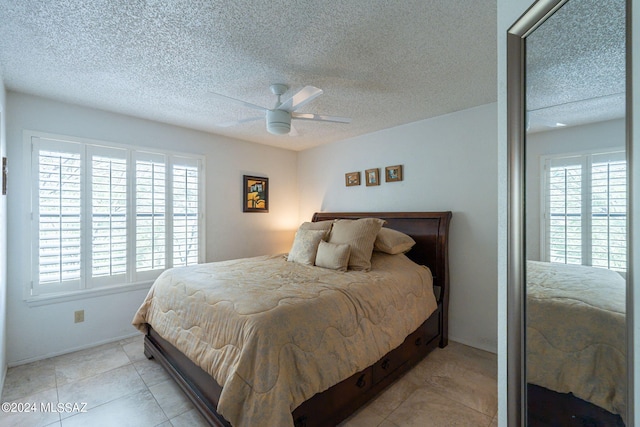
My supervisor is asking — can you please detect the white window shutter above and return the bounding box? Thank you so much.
[29,132,204,298]
[89,146,128,286]
[134,152,167,280]
[547,162,582,265]
[544,151,626,273]
[32,139,83,294]
[591,155,626,272]
[172,159,200,267]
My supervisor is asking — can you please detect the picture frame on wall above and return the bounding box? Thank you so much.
[385,165,403,182]
[345,171,361,187]
[243,175,269,212]
[365,168,380,186]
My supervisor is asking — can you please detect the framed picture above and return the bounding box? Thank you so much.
[385,165,403,182]
[365,168,380,186]
[345,171,361,187]
[243,175,269,212]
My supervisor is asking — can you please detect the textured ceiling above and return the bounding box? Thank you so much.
[526,0,626,133]
[0,0,497,151]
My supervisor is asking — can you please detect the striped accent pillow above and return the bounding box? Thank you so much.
[328,218,385,271]
[299,220,334,239]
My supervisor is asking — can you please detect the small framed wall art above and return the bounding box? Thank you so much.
[385,165,403,182]
[345,171,361,187]
[365,168,380,186]
[243,175,269,212]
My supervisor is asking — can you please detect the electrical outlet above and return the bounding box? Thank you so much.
[74,310,84,323]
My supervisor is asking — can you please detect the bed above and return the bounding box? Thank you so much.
[132,211,451,427]
[526,260,626,424]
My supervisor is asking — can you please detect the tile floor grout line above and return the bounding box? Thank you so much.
[146,378,173,425]
[53,364,62,427]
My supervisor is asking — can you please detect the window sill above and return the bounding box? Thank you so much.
[25,281,153,307]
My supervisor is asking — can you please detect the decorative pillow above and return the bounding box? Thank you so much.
[299,220,334,238]
[374,227,416,254]
[315,240,351,271]
[327,218,385,271]
[300,220,334,230]
[287,229,326,265]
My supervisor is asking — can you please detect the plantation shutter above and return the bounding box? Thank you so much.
[29,132,204,298]
[172,158,200,267]
[134,152,167,280]
[547,158,583,265]
[88,146,128,286]
[591,153,626,272]
[32,139,83,294]
[543,151,626,273]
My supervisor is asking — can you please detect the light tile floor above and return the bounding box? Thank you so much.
[0,335,497,427]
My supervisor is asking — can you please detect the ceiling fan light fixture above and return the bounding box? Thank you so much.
[266,109,291,135]
[211,84,350,136]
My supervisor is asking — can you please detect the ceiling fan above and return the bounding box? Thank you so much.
[211,84,351,135]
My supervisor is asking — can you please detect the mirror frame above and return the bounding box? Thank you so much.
[506,0,633,425]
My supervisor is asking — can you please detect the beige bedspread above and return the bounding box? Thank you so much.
[526,261,626,419]
[133,252,436,427]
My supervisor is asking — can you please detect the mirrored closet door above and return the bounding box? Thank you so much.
[507,0,630,425]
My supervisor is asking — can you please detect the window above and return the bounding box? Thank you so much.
[30,134,204,297]
[543,150,626,273]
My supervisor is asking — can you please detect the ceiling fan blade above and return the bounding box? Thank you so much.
[215,116,264,128]
[279,86,323,112]
[291,112,352,124]
[209,92,267,111]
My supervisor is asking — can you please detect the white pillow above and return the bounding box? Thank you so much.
[315,240,350,271]
[327,218,385,271]
[374,227,416,254]
[287,229,326,265]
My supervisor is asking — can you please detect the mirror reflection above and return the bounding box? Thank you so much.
[524,0,627,425]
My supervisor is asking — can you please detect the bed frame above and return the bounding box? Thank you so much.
[143,211,452,427]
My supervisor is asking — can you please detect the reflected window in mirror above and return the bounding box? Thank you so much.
[541,149,627,274]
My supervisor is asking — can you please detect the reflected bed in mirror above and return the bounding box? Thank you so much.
[526,261,626,424]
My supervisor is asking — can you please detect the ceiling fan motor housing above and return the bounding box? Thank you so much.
[266,109,291,135]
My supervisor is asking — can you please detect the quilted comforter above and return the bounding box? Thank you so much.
[526,261,626,419]
[133,252,437,427]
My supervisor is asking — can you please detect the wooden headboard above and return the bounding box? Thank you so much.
[312,211,452,335]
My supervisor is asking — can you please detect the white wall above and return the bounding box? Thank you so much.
[526,119,626,260]
[5,92,299,365]
[298,103,498,353]
[0,74,7,395]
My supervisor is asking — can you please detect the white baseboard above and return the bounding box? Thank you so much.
[7,331,143,368]
[449,335,497,354]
